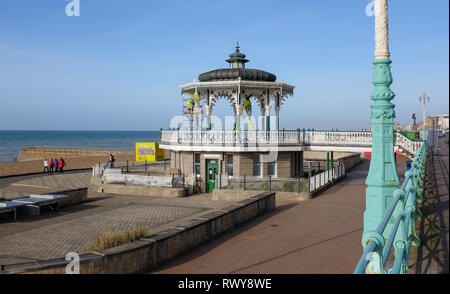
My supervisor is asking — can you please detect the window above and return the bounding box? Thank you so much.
[268,161,276,177]
[226,154,233,177]
[194,153,200,177]
[253,154,261,177]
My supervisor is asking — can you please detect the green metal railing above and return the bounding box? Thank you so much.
[353,139,427,274]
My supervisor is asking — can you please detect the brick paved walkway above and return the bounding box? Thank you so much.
[0,202,206,260]
[151,160,375,274]
[0,182,231,265]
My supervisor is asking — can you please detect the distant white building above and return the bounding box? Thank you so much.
[428,114,449,130]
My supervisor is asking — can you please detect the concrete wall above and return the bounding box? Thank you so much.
[57,188,88,207]
[18,148,171,162]
[91,180,187,198]
[304,151,357,160]
[18,148,134,162]
[306,153,361,172]
[1,192,276,274]
[213,189,310,202]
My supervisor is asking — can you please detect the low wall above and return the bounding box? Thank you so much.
[304,151,357,160]
[57,188,88,207]
[17,148,171,162]
[339,154,361,171]
[213,189,310,202]
[0,156,134,178]
[18,148,134,162]
[98,184,187,198]
[90,177,187,197]
[0,192,276,274]
[305,153,361,172]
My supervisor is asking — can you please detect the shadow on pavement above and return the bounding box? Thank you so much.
[413,139,449,274]
[149,201,299,273]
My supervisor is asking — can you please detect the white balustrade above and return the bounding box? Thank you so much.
[160,130,421,156]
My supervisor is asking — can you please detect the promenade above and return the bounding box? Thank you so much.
[1,144,447,274]
[149,139,448,274]
[150,159,377,274]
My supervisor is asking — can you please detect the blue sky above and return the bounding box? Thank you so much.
[0,0,448,131]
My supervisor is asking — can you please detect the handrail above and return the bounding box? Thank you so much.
[353,138,427,274]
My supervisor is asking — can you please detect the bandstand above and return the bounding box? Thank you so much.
[160,44,301,193]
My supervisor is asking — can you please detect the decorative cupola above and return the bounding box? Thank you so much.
[226,43,249,69]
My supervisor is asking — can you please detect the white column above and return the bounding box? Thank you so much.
[193,101,201,130]
[275,106,280,131]
[235,104,242,131]
[265,104,271,131]
[260,107,265,131]
[205,105,212,130]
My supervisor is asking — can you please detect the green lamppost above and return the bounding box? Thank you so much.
[363,0,400,240]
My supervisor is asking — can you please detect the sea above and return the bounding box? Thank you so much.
[0,130,161,163]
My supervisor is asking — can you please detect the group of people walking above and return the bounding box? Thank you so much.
[42,158,66,174]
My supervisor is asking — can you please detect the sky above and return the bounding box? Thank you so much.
[0,0,448,131]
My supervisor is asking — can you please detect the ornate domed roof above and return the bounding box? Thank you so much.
[198,43,277,82]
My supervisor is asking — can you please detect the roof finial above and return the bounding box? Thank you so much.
[236,42,240,52]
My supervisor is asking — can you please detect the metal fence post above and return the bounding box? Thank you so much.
[244,175,246,191]
[314,174,316,191]
[331,151,334,178]
[126,160,129,174]
[297,177,301,193]
[219,174,222,190]
[172,174,175,188]
[326,152,330,170]
[269,176,272,192]
[145,160,147,171]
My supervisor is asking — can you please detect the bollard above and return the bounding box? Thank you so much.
[297,177,301,193]
[244,175,246,191]
[219,174,222,189]
[145,160,147,171]
[172,174,175,188]
[269,176,272,192]
[126,160,129,174]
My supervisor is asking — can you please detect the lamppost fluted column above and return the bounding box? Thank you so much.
[419,92,430,141]
[363,0,400,241]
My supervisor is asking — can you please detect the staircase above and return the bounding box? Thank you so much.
[394,132,423,160]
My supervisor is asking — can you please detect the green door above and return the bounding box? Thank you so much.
[206,160,218,193]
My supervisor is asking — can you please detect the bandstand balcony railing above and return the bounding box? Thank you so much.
[353,139,427,274]
[160,129,421,155]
